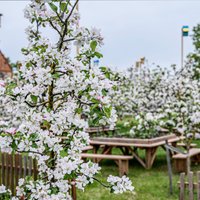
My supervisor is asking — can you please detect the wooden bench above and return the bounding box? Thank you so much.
[177,142,197,149]
[82,145,94,152]
[81,153,133,176]
[173,148,200,172]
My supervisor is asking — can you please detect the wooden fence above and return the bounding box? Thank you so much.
[0,152,37,195]
[0,152,77,199]
[179,171,200,200]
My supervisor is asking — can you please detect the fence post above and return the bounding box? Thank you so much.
[197,171,200,200]
[180,172,185,200]
[188,171,193,200]
[72,184,77,200]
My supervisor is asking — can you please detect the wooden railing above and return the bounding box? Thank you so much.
[179,171,200,200]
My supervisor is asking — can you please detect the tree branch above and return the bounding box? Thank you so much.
[58,0,79,50]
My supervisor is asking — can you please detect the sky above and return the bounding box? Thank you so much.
[0,0,199,70]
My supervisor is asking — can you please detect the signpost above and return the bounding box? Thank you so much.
[181,26,189,68]
[0,13,2,28]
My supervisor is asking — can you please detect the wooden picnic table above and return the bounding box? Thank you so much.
[90,134,182,169]
[86,126,118,136]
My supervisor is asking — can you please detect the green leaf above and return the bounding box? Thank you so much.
[60,149,68,157]
[90,41,97,51]
[60,2,67,12]
[47,107,52,113]
[11,141,17,151]
[41,120,51,130]
[49,2,58,13]
[105,72,110,79]
[6,82,17,95]
[51,187,59,194]
[92,117,100,125]
[94,51,103,58]
[31,95,38,104]
[103,106,112,118]
[91,98,100,104]
[102,89,108,96]
[29,133,38,141]
[52,73,60,79]
[75,107,83,114]
[100,66,107,72]
[32,143,38,148]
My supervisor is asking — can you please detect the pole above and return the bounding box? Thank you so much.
[181,32,184,68]
[76,2,79,55]
[0,13,2,28]
[0,14,3,50]
[165,140,173,195]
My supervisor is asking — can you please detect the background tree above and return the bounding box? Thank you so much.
[188,23,200,79]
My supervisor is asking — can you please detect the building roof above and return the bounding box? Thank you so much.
[0,51,12,73]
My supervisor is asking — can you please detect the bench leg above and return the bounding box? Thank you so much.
[145,147,157,169]
[192,154,200,163]
[174,159,187,173]
[118,160,129,177]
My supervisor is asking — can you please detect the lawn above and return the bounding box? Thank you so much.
[77,141,200,200]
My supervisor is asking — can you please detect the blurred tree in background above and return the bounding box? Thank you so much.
[188,24,200,79]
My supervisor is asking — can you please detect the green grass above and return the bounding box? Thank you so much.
[77,141,200,200]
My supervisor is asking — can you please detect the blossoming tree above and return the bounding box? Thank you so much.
[113,61,200,142]
[0,0,133,199]
[110,70,135,118]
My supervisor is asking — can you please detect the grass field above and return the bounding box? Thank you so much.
[77,141,200,200]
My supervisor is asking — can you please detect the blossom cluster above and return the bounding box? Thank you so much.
[0,185,11,200]
[107,175,134,194]
[0,76,21,132]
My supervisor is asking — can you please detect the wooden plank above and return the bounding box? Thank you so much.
[145,147,158,169]
[90,137,180,148]
[174,159,187,173]
[18,154,23,180]
[116,160,129,177]
[33,159,37,181]
[6,153,9,187]
[86,126,116,134]
[15,154,19,188]
[2,153,5,185]
[90,134,179,145]
[197,171,200,200]
[150,147,158,168]
[180,172,185,200]
[177,143,197,148]
[97,146,113,163]
[82,146,93,151]
[188,171,193,200]
[118,160,123,177]
[145,148,152,169]
[23,155,28,178]
[81,153,133,160]
[127,147,146,168]
[121,160,129,176]
[28,156,32,176]
[10,154,14,194]
[173,148,200,159]
[165,141,173,195]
